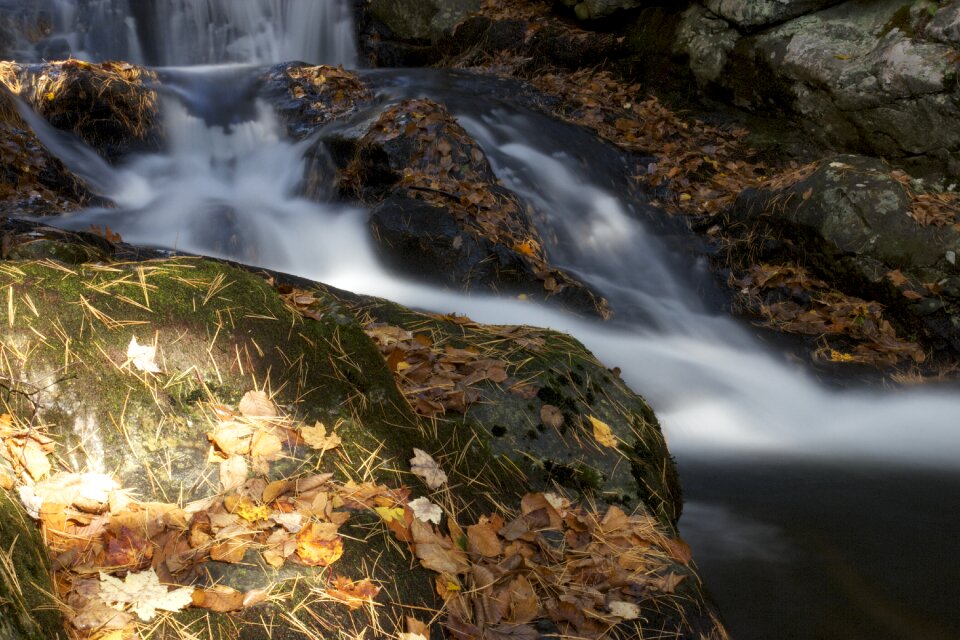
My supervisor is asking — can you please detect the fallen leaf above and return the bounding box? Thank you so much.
[540,405,564,429]
[409,496,443,524]
[325,576,381,609]
[466,521,503,558]
[127,336,161,373]
[375,506,406,523]
[296,521,344,566]
[219,456,248,493]
[98,569,195,621]
[238,390,277,419]
[250,430,283,460]
[410,448,448,489]
[192,585,245,613]
[300,422,342,453]
[608,600,640,620]
[588,416,618,448]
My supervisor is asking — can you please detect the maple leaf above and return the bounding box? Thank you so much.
[410,448,448,489]
[587,416,618,448]
[409,496,443,524]
[300,421,342,453]
[126,336,161,373]
[98,569,194,621]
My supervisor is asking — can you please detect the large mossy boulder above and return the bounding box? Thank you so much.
[0,220,725,639]
[0,60,162,162]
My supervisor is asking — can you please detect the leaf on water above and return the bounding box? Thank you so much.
[409,496,443,524]
[410,448,448,489]
[126,336,161,373]
[98,569,194,621]
[608,600,640,620]
[587,416,618,448]
[238,390,277,419]
[300,421,342,453]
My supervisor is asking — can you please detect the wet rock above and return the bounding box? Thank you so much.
[341,98,610,317]
[0,60,162,162]
[0,220,722,639]
[0,489,64,640]
[259,63,374,139]
[367,0,480,42]
[725,154,960,353]
[0,89,90,217]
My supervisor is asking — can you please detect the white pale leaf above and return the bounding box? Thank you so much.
[409,496,442,524]
[98,569,194,621]
[127,336,161,373]
[608,600,640,620]
[410,448,447,489]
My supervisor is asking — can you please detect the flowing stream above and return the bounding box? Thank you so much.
[7,1,960,638]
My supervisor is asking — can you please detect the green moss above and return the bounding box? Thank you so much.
[0,490,66,640]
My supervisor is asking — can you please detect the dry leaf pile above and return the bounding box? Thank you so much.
[363,322,513,416]
[280,64,373,127]
[378,483,694,640]
[732,264,926,365]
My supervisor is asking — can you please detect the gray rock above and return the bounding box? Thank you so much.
[924,3,960,45]
[367,0,480,42]
[704,0,846,29]
[674,5,740,84]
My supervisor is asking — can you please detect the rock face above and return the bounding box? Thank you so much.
[368,0,481,42]
[666,1,960,177]
[0,220,724,639]
[0,60,162,162]
[703,0,845,29]
[725,154,960,353]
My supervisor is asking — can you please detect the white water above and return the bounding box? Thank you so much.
[12,1,960,636]
[19,0,356,66]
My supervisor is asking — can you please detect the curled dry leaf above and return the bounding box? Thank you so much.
[324,576,382,610]
[192,585,246,613]
[410,448,448,489]
[539,404,564,430]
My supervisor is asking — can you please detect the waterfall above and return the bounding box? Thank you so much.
[7,0,357,66]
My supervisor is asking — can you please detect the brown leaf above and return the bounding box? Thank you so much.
[300,422,342,453]
[467,521,503,558]
[411,519,469,575]
[325,576,381,609]
[192,585,246,613]
[506,575,539,624]
[238,390,277,418]
[250,430,283,460]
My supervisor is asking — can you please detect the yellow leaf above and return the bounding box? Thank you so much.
[45,92,55,101]
[588,416,618,448]
[375,506,406,523]
[300,422,342,453]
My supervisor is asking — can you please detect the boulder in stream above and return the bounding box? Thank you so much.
[0,60,162,162]
[0,219,725,639]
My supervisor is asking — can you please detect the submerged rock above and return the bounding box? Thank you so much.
[0,220,725,639]
[0,60,162,162]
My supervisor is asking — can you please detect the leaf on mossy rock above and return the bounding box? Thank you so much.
[98,569,194,621]
[300,421,342,453]
[238,390,277,419]
[325,576,382,609]
[587,416,618,448]
[410,448,447,489]
[296,521,344,566]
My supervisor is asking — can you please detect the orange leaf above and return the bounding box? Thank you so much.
[296,521,344,566]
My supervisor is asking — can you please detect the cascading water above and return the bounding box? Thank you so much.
[11,0,356,66]
[8,1,960,638]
